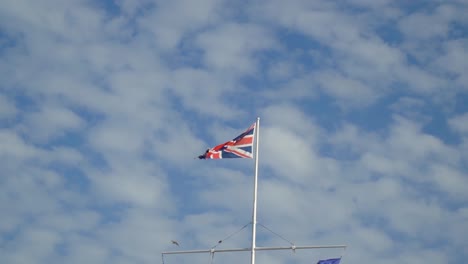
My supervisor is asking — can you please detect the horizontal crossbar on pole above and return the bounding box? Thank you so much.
[161,245,347,255]
[162,247,250,255]
[256,245,347,251]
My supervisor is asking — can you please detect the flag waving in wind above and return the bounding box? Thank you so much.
[198,122,256,159]
[317,258,341,264]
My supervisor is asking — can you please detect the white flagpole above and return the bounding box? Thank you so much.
[251,117,260,264]
[163,117,348,263]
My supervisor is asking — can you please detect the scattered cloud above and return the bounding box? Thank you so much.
[1,0,467,264]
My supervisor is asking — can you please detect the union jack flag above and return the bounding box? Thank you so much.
[198,122,256,159]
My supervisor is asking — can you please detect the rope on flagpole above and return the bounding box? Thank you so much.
[211,222,251,249]
[257,223,295,246]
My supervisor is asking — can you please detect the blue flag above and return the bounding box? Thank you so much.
[317,258,341,264]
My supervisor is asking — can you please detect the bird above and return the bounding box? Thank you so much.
[171,240,179,246]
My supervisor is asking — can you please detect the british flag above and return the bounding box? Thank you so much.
[198,122,256,159]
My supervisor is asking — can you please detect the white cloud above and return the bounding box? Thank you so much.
[262,126,318,181]
[0,94,17,119]
[1,227,61,263]
[0,130,39,159]
[20,105,85,143]
[353,227,392,254]
[263,74,319,101]
[91,167,171,208]
[386,116,459,165]
[399,12,449,40]
[430,164,468,199]
[314,71,378,107]
[434,39,468,89]
[88,121,145,155]
[266,61,297,81]
[96,208,176,262]
[449,113,468,135]
[195,23,277,74]
[389,97,428,121]
[137,0,222,50]
[63,237,110,264]
[346,0,390,8]
[1,0,467,264]
[261,104,321,142]
[170,68,244,118]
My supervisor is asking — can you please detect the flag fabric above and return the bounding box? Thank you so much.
[317,258,341,264]
[198,122,256,159]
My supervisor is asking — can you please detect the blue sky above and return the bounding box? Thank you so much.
[1,0,468,263]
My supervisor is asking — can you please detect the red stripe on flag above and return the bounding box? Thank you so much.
[234,137,253,145]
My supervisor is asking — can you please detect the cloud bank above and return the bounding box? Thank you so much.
[1,0,467,263]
